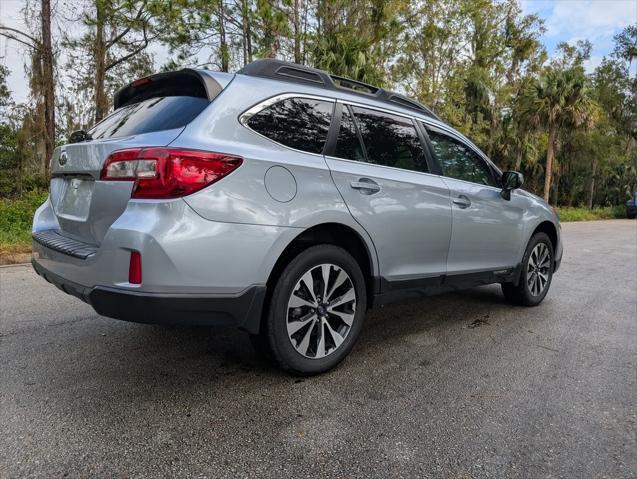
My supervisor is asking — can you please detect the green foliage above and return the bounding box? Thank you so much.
[61,0,156,125]
[0,64,11,111]
[0,190,48,246]
[1,1,635,215]
[520,66,596,131]
[311,0,404,86]
[612,24,637,64]
[556,206,625,222]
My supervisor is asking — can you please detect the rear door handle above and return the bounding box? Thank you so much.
[452,194,471,209]
[350,178,381,194]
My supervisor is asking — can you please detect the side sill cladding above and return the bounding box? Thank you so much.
[372,265,521,307]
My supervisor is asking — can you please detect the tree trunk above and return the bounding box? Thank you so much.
[588,158,597,209]
[16,132,24,196]
[41,0,54,176]
[301,0,309,63]
[263,24,276,58]
[241,0,252,64]
[514,145,522,171]
[218,0,228,72]
[543,123,557,203]
[293,0,301,63]
[258,0,276,59]
[241,0,248,65]
[94,1,108,123]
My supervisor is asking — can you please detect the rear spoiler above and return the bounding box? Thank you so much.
[113,69,224,110]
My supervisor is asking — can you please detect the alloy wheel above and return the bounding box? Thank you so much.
[527,242,551,296]
[286,263,356,359]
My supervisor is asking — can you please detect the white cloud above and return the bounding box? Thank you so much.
[583,54,604,72]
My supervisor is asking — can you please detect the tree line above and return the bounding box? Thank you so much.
[0,0,635,206]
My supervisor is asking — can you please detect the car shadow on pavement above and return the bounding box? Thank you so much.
[9,285,514,408]
[116,284,510,374]
[93,285,509,379]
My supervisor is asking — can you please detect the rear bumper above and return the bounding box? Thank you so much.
[32,259,266,334]
[30,198,305,333]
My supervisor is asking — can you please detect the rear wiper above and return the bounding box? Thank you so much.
[69,129,93,143]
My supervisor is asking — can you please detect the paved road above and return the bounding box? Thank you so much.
[1,220,635,478]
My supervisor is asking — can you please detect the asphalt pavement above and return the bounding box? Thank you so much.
[1,220,635,478]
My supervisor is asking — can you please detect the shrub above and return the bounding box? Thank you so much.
[0,189,49,246]
[556,206,625,222]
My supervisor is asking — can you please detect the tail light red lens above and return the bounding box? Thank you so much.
[129,251,142,284]
[100,148,243,199]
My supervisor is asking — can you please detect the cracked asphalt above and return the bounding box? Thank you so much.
[1,220,635,478]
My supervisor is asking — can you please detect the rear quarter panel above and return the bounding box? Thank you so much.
[168,74,381,277]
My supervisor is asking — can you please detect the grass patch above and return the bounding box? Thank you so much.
[556,206,625,222]
[0,190,49,249]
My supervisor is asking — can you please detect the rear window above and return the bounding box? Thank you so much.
[351,106,428,173]
[246,97,333,154]
[89,96,210,140]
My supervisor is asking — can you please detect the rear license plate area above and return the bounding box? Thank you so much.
[56,177,94,221]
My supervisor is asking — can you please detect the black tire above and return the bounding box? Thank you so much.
[258,244,367,375]
[502,232,554,306]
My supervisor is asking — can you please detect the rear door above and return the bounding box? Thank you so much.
[324,104,452,286]
[423,125,524,273]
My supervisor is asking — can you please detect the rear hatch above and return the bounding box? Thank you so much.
[49,70,226,246]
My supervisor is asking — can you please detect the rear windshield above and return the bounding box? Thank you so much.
[88,96,210,139]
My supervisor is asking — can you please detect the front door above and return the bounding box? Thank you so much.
[424,126,525,274]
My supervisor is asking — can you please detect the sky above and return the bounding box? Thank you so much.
[1,0,636,104]
[520,0,637,71]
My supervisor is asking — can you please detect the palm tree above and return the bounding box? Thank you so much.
[520,67,597,202]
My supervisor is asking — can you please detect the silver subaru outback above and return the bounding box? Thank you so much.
[32,59,562,375]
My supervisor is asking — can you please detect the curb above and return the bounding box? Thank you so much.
[0,262,31,268]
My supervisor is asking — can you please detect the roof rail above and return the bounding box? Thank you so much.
[236,59,440,120]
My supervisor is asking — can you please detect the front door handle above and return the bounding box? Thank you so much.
[453,194,471,209]
[350,178,381,194]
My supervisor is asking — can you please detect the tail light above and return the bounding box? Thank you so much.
[100,147,243,199]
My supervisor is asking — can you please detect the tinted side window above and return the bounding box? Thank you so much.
[426,129,497,187]
[89,96,210,140]
[334,106,365,162]
[247,98,333,154]
[351,107,428,172]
